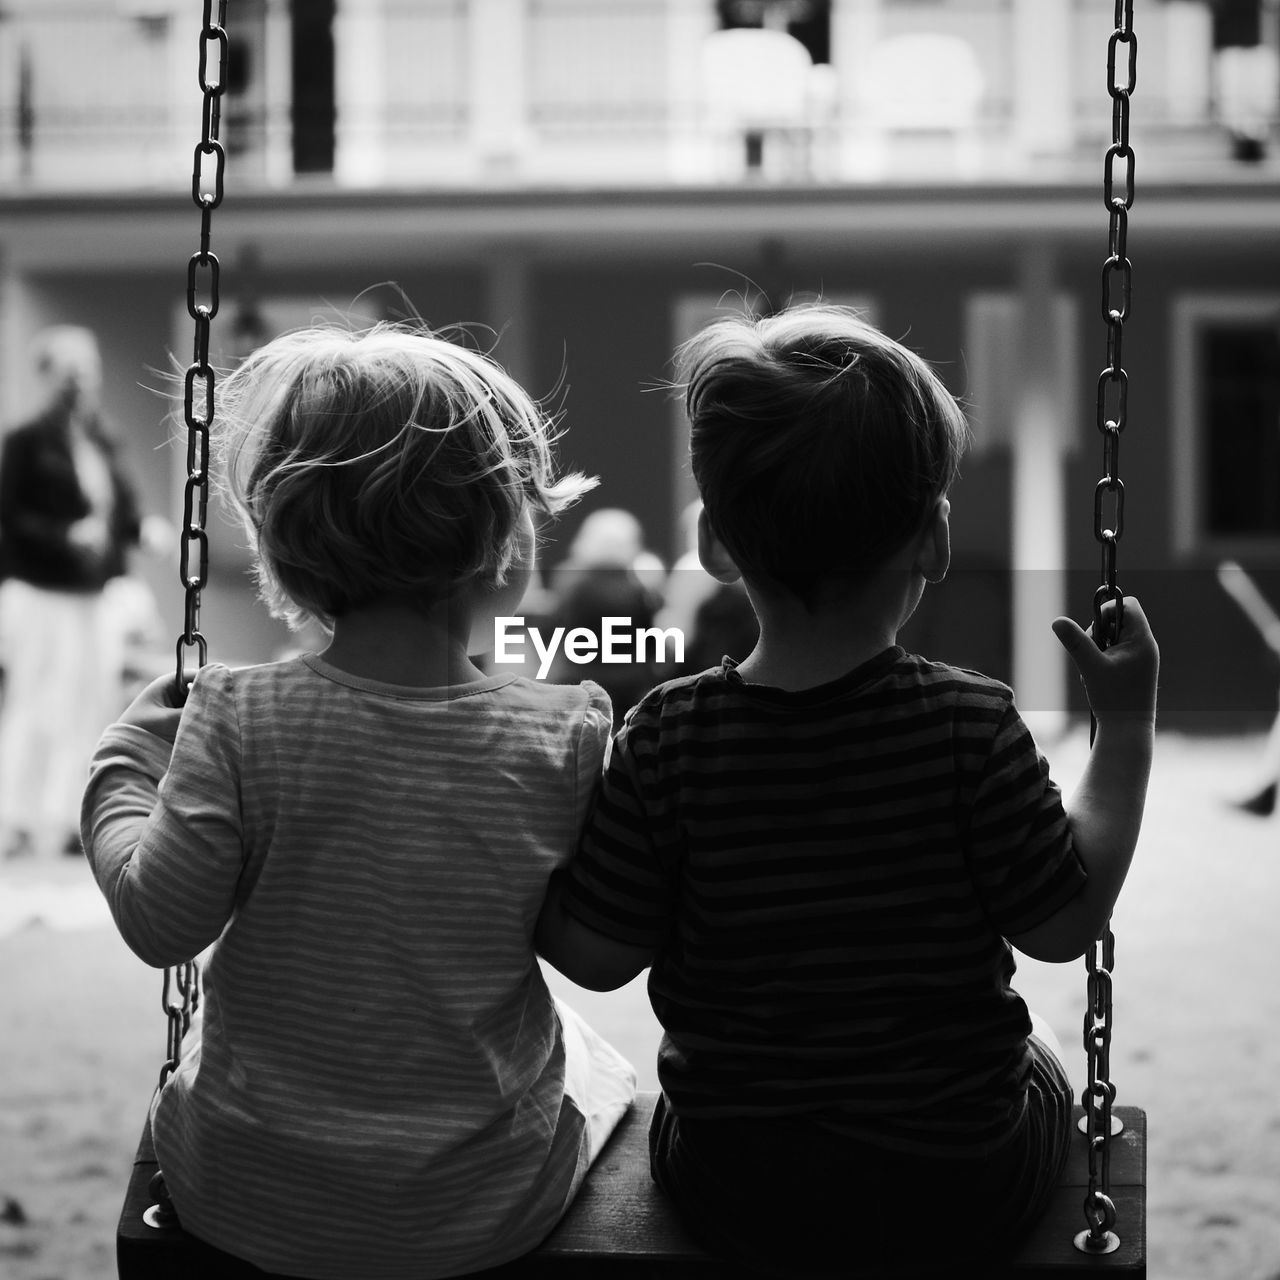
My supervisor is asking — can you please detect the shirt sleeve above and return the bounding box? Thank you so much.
[560,710,676,949]
[962,702,1088,938]
[81,663,245,967]
[571,680,614,833]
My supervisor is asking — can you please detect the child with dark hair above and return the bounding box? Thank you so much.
[81,322,636,1279]
[536,303,1158,1277]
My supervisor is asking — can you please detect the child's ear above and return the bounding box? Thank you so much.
[697,508,742,585]
[917,497,951,584]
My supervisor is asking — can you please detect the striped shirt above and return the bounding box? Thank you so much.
[82,656,634,1279]
[562,648,1087,1157]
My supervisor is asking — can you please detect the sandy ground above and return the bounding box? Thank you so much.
[1,728,1278,1280]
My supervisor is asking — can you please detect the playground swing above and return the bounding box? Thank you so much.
[115,2,1147,1276]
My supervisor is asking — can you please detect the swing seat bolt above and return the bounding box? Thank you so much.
[143,1172,179,1230]
[142,1203,179,1230]
[1073,1227,1121,1256]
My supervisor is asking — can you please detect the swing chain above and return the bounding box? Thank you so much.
[1077,0,1135,1258]
[1079,927,1118,1248]
[1092,0,1136,651]
[159,960,201,1089]
[176,0,227,700]
[155,0,226,1097]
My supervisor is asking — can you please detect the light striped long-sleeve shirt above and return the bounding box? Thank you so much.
[82,655,633,1279]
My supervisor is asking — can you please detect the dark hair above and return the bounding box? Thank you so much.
[679,303,969,606]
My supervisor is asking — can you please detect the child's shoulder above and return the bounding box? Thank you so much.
[504,674,611,720]
[613,662,761,739]
[892,654,1026,731]
[191,656,301,693]
[901,652,1015,704]
[635,653,1014,708]
[630,663,728,709]
[185,656,341,720]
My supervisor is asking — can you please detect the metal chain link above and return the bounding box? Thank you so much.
[176,0,227,697]
[157,0,228,1095]
[1092,0,1136,647]
[1079,930,1119,1251]
[158,957,201,1089]
[1075,0,1135,1259]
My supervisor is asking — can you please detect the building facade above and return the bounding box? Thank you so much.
[1,0,1278,729]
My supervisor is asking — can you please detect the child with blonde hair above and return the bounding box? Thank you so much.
[82,322,636,1278]
[537,303,1158,1277]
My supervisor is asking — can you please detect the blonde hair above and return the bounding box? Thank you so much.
[678,303,970,606]
[214,322,594,630]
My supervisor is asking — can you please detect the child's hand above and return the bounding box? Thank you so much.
[117,673,187,746]
[1052,595,1158,724]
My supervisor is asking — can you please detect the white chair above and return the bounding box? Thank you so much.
[700,27,817,180]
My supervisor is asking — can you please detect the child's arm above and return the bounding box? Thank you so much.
[536,714,665,990]
[82,669,244,967]
[1008,596,1159,964]
[536,871,654,991]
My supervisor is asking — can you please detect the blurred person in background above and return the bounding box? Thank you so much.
[658,499,758,677]
[0,325,167,859]
[548,507,665,727]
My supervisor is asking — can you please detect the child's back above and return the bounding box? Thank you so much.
[82,323,636,1278]
[550,651,1083,1275]
[574,650,1079,1150]
[123,663,618,1276]
[536,303,1157,1276]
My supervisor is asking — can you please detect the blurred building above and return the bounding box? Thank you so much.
[0,0,1278,728]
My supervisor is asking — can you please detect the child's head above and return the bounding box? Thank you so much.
[215,322,594,630]
[679,303,969,608]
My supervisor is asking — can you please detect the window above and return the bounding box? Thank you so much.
[1173,296,1280,554]
[717,0,830,65]
[291,0,336,173]
[1205,325,1280,536]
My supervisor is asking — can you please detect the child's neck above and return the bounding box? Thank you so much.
[319,597,487,688]
[733,572,919,692]
[734,616,898,692]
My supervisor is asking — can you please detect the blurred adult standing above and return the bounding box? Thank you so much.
[0,326,159,858]
[548,508,665,728]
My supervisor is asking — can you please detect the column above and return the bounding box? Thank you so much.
[485,250,533,390]
[830,0,882,84]
[263,0,293,185]
[1011,241,1069,740]
[333,0,386,185]
[469,0,529,177]
[665,0,718,180]
[1164,1,1213,126]
[1012,0,1073,158]
[0,250,35,425]
[830,0,883,179]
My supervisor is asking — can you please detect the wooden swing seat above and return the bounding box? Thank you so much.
[118,1092,1146,1278]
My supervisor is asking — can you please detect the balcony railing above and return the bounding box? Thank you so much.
[0,0,1271,194]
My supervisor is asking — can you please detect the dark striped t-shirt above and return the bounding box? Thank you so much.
[562,648,1087,1157]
